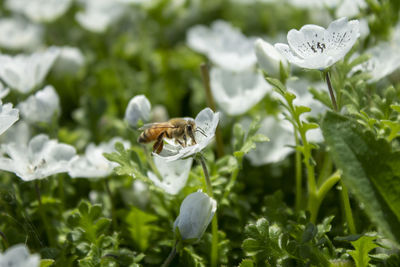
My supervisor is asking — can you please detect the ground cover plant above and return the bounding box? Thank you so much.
[0,0,400,266]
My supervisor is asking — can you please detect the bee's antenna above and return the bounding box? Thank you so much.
[196,127,207,137]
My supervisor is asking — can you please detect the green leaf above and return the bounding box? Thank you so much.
[103,142,140,177]
[348,235,378,267]
[120,206,159,252]
[265,77,286,95]
[239,259,254,267]
[322,111,400,244]
[40,259,55,267]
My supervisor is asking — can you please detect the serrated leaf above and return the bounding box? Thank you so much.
[266,77,286,95]
[348,235,378,267]
[322,112,400,244]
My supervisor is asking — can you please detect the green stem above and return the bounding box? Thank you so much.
[58,176,65,209]
[200,63,224,158]
[161,242,177,267]
[35,181,55,247]
[0,230,8,249]
[104,179,118,230]
[294,130,302,211]
[317,154,333,187]
[325,71,338,111]
[340,181,356,234]
[198,155,218,267]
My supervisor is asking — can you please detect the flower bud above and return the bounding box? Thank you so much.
[174,191,217,241]
[255,38,288,78]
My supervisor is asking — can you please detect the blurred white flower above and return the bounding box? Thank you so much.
[0,101,19,136]
[53,46,85,76]
[275,17,360,70]
[124,95,151,128]
[243,116,294,165]
[336,0,366,18]
[0,82,10,99]
[0,120,30,146]
[76,0,126,33]
[0,134,76,181]
[18,85,60,124]
[210,68,272,116]
[174,191,217,241]
[150,105,169,123]
[147,156,193,195]
[255,38,289,77]
[0,47,60,93]
[187,20,256,72]
[154,108,219,162]
[0,17,43,51]
[351,42,400,83]
[287,0,338,9]
[0,244,40,267]
[6,0,72,23]
[68,137,130,178]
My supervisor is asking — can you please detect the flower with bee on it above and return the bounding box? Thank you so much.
[151,108,219,162]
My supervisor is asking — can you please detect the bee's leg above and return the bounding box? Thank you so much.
[183,135,187,147]
[153,132,165,154]
[176,139,185,148]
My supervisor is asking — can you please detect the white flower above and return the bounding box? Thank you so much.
[243,116,295,166]
[0,101,19,136]
[68,137,130,178]
[18,85,60,124]
[0,121,30,146]
[174,191,217,241]
[275,17,360,70]
[351,42,400,83]
[154,108,219,162]
[150,105,169,123]
[147,156,193,195]
[6,0,72,23]
[0,47,60,93]
[53,46,85,76]
[76,0,126,33]
[0,17,43,51]
[336,0,366,18]
[255,38,289,77]
[124,95,151,128]
[187,20,257,72]
[210,68,272,116]
[0,244,40,267]
[0,134,76,181]
[0,82,10,99]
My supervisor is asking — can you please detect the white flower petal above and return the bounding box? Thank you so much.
[210,68,272,115]
[173,191,217,241]
[68,137,130,178]
[53,46,85,76]
[18,85,60,124]
[0,101,19,136]
[255,38,288,77]
[76,0,126,33]
[147,156,193,195]
[0,47,60,93]
[0,17,43,51]
[0,244,40,267]
[243,116,295,165]
[6,0,72,23]
[124,95,151,127]
[187,20,256,72]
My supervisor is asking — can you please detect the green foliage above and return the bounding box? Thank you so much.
[322,112,400,244]
[348,235,378,267]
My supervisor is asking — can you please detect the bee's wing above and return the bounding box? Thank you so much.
[138,122,175,131]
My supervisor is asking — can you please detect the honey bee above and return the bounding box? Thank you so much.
[137,118,206,154]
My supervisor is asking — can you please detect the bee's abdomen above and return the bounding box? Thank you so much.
[137,128,162,143]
